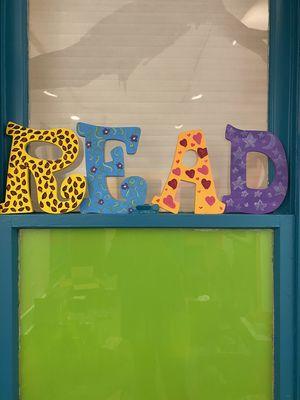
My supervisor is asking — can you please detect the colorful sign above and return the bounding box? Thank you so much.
[0,121,289,215]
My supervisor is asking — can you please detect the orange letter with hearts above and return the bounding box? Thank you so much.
[152,130,225,214]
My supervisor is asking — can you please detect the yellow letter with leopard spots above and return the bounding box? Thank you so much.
[0,122,86,214]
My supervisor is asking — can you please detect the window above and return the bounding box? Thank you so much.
[20,228,274,400]
[29,0,269,210]
[0,1,298,400]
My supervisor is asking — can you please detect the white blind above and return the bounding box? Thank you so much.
[29,0,269,211]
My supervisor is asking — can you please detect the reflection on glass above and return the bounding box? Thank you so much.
[29,0,269,210]
[19,229,273,400]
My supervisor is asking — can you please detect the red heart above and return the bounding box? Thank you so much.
[191,143,195,147]
[197,165,209,175]
[193,133,202,144]
[163,195,176,209]
[168,179,178,189]
[180,139,187,147]
[197,147,208,158]
[201,179,211,189]
[205,196,215,206]
[185,169,195,178]
[172,167,181,176]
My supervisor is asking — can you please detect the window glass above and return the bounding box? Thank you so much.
[29,0,269,210]
[20,228,273,399]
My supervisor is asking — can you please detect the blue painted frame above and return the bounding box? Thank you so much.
[0,0,28,200]
[0,0,299,399]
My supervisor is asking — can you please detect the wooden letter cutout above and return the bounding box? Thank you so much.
[222,124,288,213]
[77,123,147,214]
[0,122,86,214]
[152,130,225,214]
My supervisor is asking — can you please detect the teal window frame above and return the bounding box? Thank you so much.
[0,0,299,399]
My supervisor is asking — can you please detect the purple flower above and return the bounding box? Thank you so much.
[274,182,286,196]
[90,166,97,173]
[103,128,110,135]
[232,176,245,190]
[98,199,104,205]
[86,141,92,148]
[242,133,256,148]
[128,207,134,213]
[117,162,123,169]
[234,147,245,160]
[254,190,262,198]
[121,183,129,190]
[254,199,267,212]
[130,134,138,142]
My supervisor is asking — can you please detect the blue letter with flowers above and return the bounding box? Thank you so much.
[77,123,147,214]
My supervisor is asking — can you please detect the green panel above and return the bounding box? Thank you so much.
[19,229,273,400]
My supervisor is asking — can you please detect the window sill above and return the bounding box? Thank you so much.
[0,212,294,229]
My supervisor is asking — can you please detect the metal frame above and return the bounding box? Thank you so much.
[0,0,299,399]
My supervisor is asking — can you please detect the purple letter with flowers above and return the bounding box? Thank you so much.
[222,125,288,214]
[77,123,147,214]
